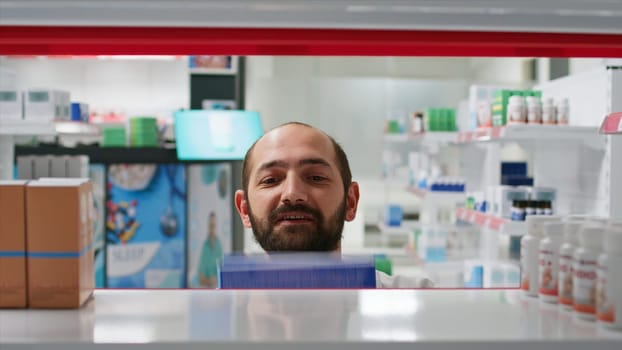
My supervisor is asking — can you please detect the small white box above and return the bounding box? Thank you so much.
[24,89,71,121]
[67,155,89,178]
[0,90,22,120]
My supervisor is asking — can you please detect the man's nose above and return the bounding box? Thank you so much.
[281,175,308,204]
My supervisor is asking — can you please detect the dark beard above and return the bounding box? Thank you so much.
[248,200,346,251]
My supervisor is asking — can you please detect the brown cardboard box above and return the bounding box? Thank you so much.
[0,180,28,308]
[26,178,94,308]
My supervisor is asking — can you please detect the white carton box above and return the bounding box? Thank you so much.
[24,89,71,121]
[67,155,89,178]
[0,90,22,120]
[16,156,34,180]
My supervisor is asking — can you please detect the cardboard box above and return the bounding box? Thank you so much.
[16,156,34,180]
[67,155,89,178]
[26,178,94,308]
[0,180,28,308]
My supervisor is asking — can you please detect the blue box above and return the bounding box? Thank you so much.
[219,253,377,289]
[384,204,403,227]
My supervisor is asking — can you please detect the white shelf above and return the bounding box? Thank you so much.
[406,186,465,205]
[0,120,101,136]
[0,120,56,136]
[456,124,602,146]
[600,112,622,134]
[384,132,457,145]
[456,207,526,236]
[1,289,621,349]
[377,220,419,235]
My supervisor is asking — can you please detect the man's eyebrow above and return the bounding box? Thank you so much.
[256,158,331,173]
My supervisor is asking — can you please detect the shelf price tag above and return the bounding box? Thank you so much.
[474,212,487,226]
[488,217,505,231]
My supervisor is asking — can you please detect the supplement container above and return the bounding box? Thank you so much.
[559,221,584,308]
[541,98,556,124]
[556,98,569,124]
[521,215,560,297]
[507,95,526,124]
[539,222,565,303]
[596,227,622,330]
[573,224,605,320]
[526,96,542,124]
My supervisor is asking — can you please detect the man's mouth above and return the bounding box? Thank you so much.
[275,212,315,224]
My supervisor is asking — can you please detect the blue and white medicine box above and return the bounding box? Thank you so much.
[219,253,377,289]
[384,204,403,227]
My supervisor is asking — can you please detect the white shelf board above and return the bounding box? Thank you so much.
[377,220,419,235]
[456,124,602,147]
[55,121,101,136]
[384,132,457,145]
[456,207,526,236]
[406,186,465,205]
[0,120,56,135]
[1,289,621,350]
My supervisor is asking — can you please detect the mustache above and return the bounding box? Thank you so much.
[268,203,322,222]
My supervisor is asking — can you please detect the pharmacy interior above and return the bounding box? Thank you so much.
[1,1,622,349]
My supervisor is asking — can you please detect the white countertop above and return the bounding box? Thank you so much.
[1,289,622,350]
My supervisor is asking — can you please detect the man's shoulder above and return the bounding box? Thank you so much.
[375,270,434,289]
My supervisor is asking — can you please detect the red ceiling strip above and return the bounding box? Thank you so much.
[1,26,622,56]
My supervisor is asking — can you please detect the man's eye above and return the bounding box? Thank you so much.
[261,177,278,185]
[309,175,327,182]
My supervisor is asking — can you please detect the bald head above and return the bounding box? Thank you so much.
[242,122,352,195]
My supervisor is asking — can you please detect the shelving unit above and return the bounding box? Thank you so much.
[1,289,621,349]
[405,186,465,205]
[0,120,101,180]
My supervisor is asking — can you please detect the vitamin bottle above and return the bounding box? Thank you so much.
[526,96,542,124]
[541,98,556,124]
[556,98,570,124]
[521,215,560,297]
[539,222,565,303]
[573,224,605,320]
[507,95,526,124]
[597,227,622,330]
[558,221,583,308]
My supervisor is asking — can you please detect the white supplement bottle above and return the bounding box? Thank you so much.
[573,224,605,320]
[558,221,584,308]
[526,96,542,124]
[539,222,565,303]
[597,227,622,330]
[541,98,556,124]
[556,98,569,124]
[507,95,526,124]
[521,215,560,297]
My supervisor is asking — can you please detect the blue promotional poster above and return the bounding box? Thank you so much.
[89,164,106,288]
[187,163,232,289]
[106,163,186,288]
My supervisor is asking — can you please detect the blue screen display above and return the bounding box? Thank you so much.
[174,110,263,160]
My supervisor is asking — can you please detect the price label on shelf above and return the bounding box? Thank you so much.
[488,217,505,231]
[618,116,622,132]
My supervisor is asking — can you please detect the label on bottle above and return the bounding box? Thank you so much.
[539,247,558,296]
[596,263,613,323]
[558,252,573,305]
[573,256,597,314]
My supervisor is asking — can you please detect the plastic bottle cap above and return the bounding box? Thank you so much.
[563,221,583,245]
[526,215,561,237]
[604,227,622,254]
[543,222,564,238]
[579,224,605,251]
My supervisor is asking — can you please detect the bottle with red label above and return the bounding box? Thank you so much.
[573,224,605,320]
[597,226,622,330]
[539,222,564,303]
[558,221,584,308]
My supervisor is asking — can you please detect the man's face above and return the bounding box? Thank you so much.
[235,124,359,251]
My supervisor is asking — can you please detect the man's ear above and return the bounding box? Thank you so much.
[345,181,360,222]
[234,190,252,228]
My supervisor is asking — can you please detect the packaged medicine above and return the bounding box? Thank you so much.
[596,227,622,330]
[539,222,565,303]
[559,221,584,308]
[573,224,605,320]
[521,215,560,297]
